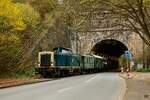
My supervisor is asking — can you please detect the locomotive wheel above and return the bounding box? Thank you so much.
[42,70,48,78]
[57,69,61,77]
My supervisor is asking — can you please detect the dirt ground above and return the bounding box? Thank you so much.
[0,74,57,88]
[121,72,150,100]
[0,77,42,87]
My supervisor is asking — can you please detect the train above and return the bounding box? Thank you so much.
[37,47,107,77]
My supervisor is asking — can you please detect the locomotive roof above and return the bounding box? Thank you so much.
[92,55,104,59]
[53,47,72,51]
[81,54,93,57]
[82,54,106,59]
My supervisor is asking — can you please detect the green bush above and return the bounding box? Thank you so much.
[134,68,150,72]
[0,68,38,78]
[13,68,36,77]
[119,55,127,68]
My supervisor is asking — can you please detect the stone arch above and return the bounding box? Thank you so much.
[89,39,129,71]
[87,36,131,54]
[90,39,128,58]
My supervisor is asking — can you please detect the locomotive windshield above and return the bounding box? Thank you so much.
[40,54,51,66]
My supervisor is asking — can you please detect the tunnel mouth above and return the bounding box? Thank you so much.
[91,39,128,71]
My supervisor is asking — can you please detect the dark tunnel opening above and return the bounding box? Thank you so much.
[91,39,128,71]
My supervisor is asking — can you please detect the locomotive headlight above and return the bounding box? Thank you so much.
[38,63,40,67]
[51,62,54,66]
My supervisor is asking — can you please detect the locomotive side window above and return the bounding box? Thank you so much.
[40,54,51,66]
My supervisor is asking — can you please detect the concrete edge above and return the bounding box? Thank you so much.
[118,74,127,100]
[0,79,56,89]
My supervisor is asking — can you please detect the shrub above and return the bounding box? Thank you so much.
[134,68,150,72]
[14,68,36,77]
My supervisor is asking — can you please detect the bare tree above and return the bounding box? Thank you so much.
[62,0,150,46]
[106,0,150,46]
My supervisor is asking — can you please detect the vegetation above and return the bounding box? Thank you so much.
[0,0,40,74]
[134,68,150,72]
[62,0,150,46]
[119,55,127,68]
[12,68,36,77]
[103,0,150,47]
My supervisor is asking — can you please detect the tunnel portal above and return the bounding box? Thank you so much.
[91,39,128,71]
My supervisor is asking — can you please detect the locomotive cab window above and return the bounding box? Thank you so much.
[40,54,51,66]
